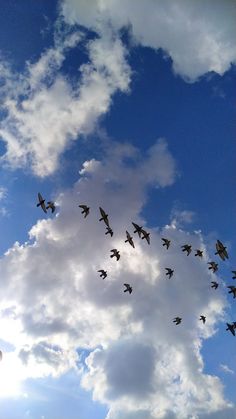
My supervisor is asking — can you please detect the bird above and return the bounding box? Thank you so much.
[132,222,143,238]
[124,283,132,294]
[105,226,113,237]
[110,249,120,261]
[0,350,2,361]
[195,249,203,258]
[46,201,56,213]
[232,271,236,279]
[165,268,174,279]
[215,239,229,261]
[208,261,218,273]
[79,204,90,218]
[227,286,236,299]
[125,231,135,248]
[141,229,150,245]
[199,315,206,324]
[226,322,236,336]
[173,317,182,325]
[161,238,171,249]
[99,207,110,227]
[181,244,192,255]
[37,192,47,214]
[211,281,219,289]
[98,270,107,279]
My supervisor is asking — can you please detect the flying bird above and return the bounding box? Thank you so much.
[226,322,236,336]
[110,249,120,261]
[165,268,174,279]
[195,249,203,258]
[125,231,135,248]
[132,222,143,238]
[98,270,107,279]
[208,261,218,273]
[199,315,206,324]
[124,283,132,294]
[99,207,110,227]
[37,192,47,214]
[215,239,228,261]
[173,317,182,325]
[211,281,219,289]
[181,244,192,255]
[161,238,171,249]
[227,286,236,299]
[141,229,150,245]
[46,201,56,213]
[79,204,90,218]
[232,270,236,279]
[105,226,113,237]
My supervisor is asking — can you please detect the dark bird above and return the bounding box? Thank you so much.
[195,249,203,258]
[37,192,47,213]
[165,268,174,279]
[161,238,171,249]
[211,281,219,289]
[105,226,113,237]
[181,244,192,255]
[46,201,56,213]
[124,283,132,294]
[79,204,90,218]
[232,271,236,279]
[110,249,120,261]
[208,261,218,273]
[215,239,229,261]
[227,286,236,299]
[125,231,135,248]
[199,315,206,324]
[226,322,236,336]
[98,269,107,279]
[173,317,182,325]
[132,222,143,238]
[99,207,110,227]
[141,229,150,245]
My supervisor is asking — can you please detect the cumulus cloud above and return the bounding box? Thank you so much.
[61,0,236,81]
[0,28,131,176]
[0,140,233,416]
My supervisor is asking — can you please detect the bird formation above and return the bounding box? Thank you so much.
[36,196,236,338]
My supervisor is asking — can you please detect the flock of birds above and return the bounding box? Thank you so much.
[0,193,235,363]
[36,193,236,336]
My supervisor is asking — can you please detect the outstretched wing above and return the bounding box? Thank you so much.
[99,207,106,218]
[79,205,87,210]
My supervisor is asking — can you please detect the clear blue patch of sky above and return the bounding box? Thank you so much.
[0,371,108,419]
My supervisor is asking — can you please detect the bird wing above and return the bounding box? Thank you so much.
[99,207,106,217]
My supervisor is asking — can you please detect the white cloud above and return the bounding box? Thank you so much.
[0,140,233,416]
[62,0,236,81]
[0,30,131,177]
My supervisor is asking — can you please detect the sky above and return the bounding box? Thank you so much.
[0,1,235,418]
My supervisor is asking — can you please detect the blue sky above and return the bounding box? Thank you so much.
[0,1,235,418]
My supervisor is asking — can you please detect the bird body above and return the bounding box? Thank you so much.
[37,193,47,213]
[99,207,110,227]
[132,222,143,238]
[162,238,171,249]
[125,231,135,248]
[211,281,219,289]
[110,249,120,261]
[165,268,174,279]
[124,283,132,294]
[173,317,182,325]
[98,269,107,279]
[79,205,90,218]
[181,244,192,255]
[215,239,228,261]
